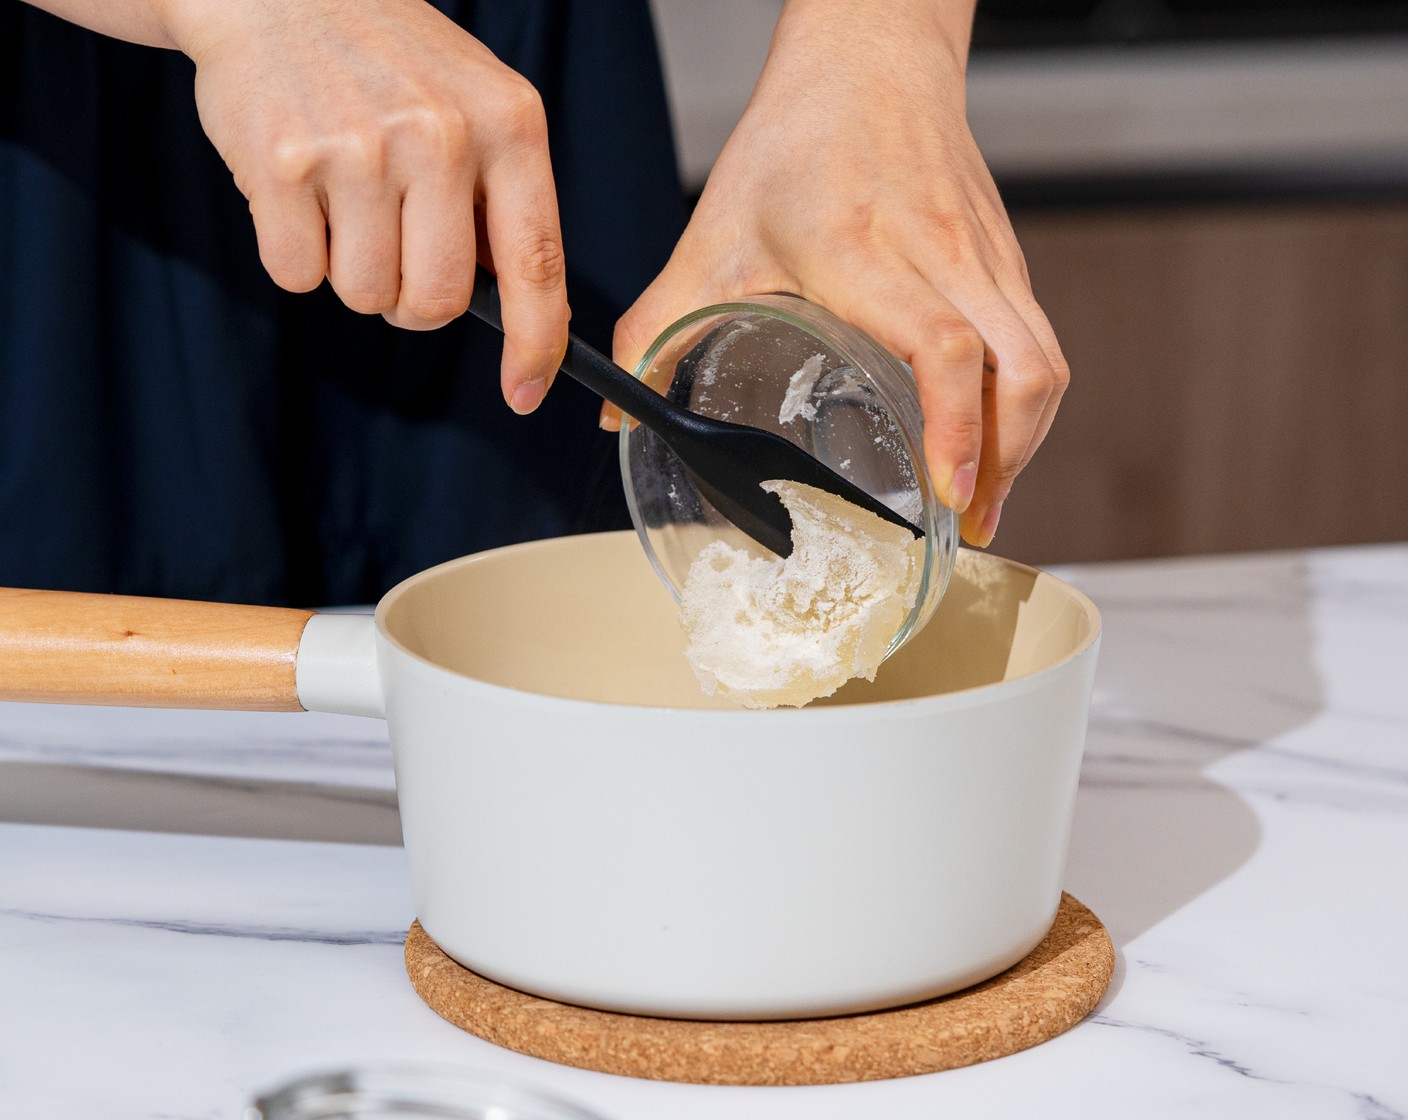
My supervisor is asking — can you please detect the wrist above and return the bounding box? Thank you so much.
[773,0,974,78]
[152,0,245,61]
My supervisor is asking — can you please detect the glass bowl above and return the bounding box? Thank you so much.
[620,293,958,657]
[246,1065,611,1120]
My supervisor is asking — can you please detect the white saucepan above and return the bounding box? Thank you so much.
[0,531,1099,1020]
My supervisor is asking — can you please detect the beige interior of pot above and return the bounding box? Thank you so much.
[379,531,1098,709]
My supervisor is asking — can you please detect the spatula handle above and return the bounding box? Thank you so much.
[0,588,313,711]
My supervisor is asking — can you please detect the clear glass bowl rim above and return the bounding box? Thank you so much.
[246,1064,613,1120]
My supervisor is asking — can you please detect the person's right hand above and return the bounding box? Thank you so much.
[169,0,568,414]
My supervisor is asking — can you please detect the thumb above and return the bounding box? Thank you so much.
[601,262,724,431]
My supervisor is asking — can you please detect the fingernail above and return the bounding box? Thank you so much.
[599,411,621,432]
[510,378,548,415]
[947,462,978,513]
[978,501,1004,548]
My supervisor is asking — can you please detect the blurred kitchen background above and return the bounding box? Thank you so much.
[648,0,1408,565]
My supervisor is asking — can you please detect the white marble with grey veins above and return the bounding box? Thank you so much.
[1,543,1404,1119]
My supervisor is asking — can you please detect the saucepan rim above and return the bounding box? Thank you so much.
[371,533,1102,720]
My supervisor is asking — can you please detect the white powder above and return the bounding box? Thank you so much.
[678,480,924,709]
[696,320,757,388]
[777,354,828,425]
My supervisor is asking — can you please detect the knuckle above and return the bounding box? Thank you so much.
[934,413,983,451]
[401,100,472,163]
[926,211,965,250]
[822,200,884,255]
[327,129,388,179]
[994,457,1027,487]
[257,121,387,186]
[494,78,548,146]
[986,446,1030,490]
[922,315,986,366]
[510,230,566,292]
[1006,352,1062,406]
[1006,373,1052,413]
[404,288,471,323]
[359,134,393,179]
[264,135,321,187]
[921,210,981,268]
[337,285,398,315]
[993,252,1031,290]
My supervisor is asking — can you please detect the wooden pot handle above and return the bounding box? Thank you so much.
[0,588,315,711]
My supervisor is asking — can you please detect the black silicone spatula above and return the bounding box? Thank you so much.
[470,267,922,558]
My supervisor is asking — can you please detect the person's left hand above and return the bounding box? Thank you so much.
[602,0,1068,548]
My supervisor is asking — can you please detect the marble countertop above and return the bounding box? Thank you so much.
[2,543,1405,1118]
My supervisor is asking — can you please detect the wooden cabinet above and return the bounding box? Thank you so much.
[993,201,1408,564]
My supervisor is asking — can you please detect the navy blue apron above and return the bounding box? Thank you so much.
[0,0,686,605]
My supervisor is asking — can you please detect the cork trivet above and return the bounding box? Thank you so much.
[404,893,1113,1086]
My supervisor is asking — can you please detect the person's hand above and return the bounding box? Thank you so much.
[604,0,1068,546]
[169,0,568,413]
